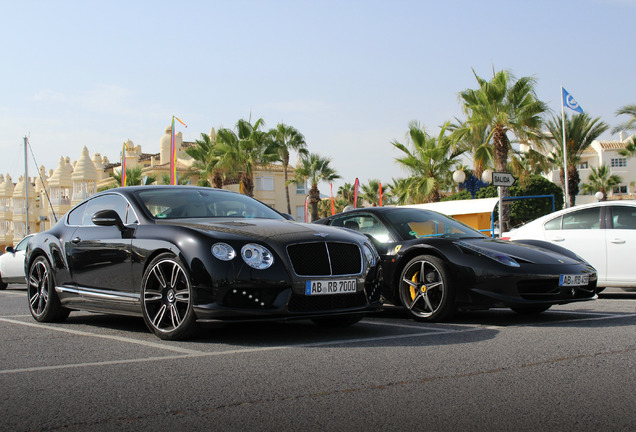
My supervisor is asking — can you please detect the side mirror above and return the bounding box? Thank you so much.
[92,209,125,231]
[5,246,15,254]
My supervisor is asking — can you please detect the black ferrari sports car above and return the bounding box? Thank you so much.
[25,186,382,339]
[314,207,598,321]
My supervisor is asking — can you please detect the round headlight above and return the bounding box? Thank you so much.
[362,243,377,267]
[212,243,236,261]
[241,243,274,270]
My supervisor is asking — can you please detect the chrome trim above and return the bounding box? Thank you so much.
[56,286,140,303]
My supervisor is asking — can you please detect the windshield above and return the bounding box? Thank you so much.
[385,208,487,241]
[135,188,285,220]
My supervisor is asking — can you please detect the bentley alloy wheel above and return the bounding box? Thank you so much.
[27,256,69,322]
[142,253,197,340]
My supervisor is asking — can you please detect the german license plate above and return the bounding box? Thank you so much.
[559,274,589,286]
[305,279,357,295]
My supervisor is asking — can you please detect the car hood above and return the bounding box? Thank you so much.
[456,237,581,265]
[157,218,366,243]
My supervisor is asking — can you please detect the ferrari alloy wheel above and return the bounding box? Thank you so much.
[398,255,455,322]
[27,256,70,322]
[141,253,197,340]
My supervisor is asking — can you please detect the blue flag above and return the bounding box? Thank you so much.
[562,87,584,114]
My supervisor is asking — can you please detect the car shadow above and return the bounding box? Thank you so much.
[59,310,499,348]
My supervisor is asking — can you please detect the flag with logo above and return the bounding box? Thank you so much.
[562,87,584,114]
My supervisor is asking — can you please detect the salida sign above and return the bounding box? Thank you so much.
[492,172,516,187]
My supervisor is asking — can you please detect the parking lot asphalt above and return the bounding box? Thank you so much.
[1,285,634,431]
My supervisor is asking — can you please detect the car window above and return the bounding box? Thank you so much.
[544,216,562,231]
[135,188,284,220]
[384,208,486,241]
[15,236,31,252]
[562,207,601,230]
[67,202,87,226]
[81,194,131,226]
[330,214,393,243]
[611,206,636,230]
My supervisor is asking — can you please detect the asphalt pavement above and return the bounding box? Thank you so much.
[0,285,634,431]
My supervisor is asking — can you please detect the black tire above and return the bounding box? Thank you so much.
[311,315,363,328]
[0,278,7,290]
[398,255,456,322]
[510,304,551,315]
[141,253,198,340]
[27,256,70,322]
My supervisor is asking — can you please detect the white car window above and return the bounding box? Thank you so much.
[611,206,636,230]
[562,207,601,230]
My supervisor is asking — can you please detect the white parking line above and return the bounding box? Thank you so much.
[0,317,206,355]
[0,311,632,376]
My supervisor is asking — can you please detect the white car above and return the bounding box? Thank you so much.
[0,235,34,289]
[506,201,636,289]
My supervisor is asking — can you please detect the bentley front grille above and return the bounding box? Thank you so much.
[287,242,362,276]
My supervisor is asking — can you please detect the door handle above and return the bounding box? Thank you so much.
[549,237,565,242]
[71,237,81,244]
[610,238,626,244]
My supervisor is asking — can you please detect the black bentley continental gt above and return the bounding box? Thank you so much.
[314,207,598,321]
[25,186,382,339]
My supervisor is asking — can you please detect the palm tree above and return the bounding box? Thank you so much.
[392,121,465,204]
[618,136,636,159]
[293,153,341,222]
[449,120,493,180]
[110,166,156,187]
[360,179,382,206]
[337,182,358,207]
[214,118,276,197]
[268,123,308,214]
[160,173,191,185]
[185,131,223,188]
[580,165,622,200]
[457,69,548,229]
[612,104,636,134]
[545,113,609,207]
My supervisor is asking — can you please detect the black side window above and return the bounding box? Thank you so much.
[67,202,87,226]
[81,195,131,226]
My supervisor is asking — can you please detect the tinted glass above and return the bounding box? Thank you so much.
[384,208,486,241]
[67,202,87,226]
[15,235,32,251]
[135,188,285,220]
[544,216,562,231]
[562,207,601,230]
[611,206,636,230]
[331,213,393,243]
[82,194,130,226]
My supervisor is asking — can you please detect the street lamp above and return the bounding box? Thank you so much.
[452,169,466,184]
[595,191,604,202]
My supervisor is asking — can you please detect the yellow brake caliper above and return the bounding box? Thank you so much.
[410,271,425,301]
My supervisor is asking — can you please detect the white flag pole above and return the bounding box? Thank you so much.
[561,87,570,208]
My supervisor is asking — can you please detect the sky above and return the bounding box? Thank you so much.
[1,0,635,192]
